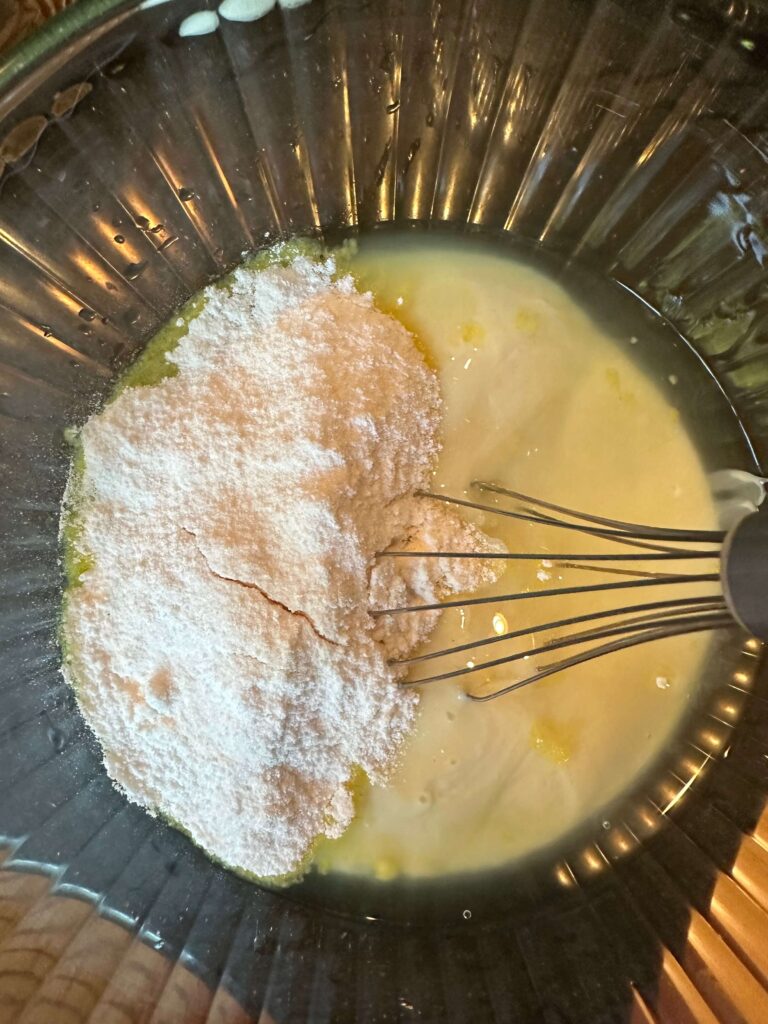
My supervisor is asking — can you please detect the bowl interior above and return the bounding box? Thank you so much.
[3,0,768,1020]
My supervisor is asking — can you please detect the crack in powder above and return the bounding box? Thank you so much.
[187,527,341,648]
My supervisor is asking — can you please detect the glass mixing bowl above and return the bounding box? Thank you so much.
[3,0,768,1020]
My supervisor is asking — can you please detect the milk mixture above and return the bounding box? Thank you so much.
[313,234,723,880]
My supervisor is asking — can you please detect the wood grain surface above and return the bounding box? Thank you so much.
[0,864,261,1023]
[0,0,72,55]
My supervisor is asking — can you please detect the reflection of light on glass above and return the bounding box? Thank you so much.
[658,782,679,805]
[636,131,668,168]
[699,730,723,750]
[121,188,164,235]
[38,278,88,319]
[32,286,111,376]
[196,120,256,243]
[503,69,528,147]
[93,219,143,264]
[613,835,631,854]
[334,60,358,228]
[69,251,114,291]
[554,863,575,888]
[679,755,710,780]
[662,764,705,814]
[492,612,507,635]
[582,849,606,874]
[638,809,658,831]
[745,638,761,653]
[26,312,108,373]
[733,671,751,687]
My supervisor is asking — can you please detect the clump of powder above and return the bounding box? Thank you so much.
[62,250,504,878]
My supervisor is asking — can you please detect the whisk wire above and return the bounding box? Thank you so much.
[391,595,727,667]
[379,550,720,561]
[373,572,720,616]
[403,608,730,688]
[465,614,736,702]
[472,482,727,543]
[371,481,752,701]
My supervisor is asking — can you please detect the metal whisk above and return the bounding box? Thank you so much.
[372,481,768,702]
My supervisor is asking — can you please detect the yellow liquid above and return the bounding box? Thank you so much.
[313,234,723,880]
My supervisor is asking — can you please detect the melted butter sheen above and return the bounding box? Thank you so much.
[313,235,718,881]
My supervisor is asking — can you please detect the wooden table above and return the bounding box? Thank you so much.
[0,860,256,1023]
[0,0,71,54]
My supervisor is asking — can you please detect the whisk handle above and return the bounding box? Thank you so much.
[722,508,768,641]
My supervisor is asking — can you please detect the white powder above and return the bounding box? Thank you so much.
[62,251,504,878]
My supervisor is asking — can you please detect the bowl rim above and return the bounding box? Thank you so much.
[0,0,143,121]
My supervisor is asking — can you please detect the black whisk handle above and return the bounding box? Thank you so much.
[722,507,768,641]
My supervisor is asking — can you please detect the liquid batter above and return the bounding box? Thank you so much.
[313,234,723,880]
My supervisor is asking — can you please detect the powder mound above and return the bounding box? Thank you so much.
[62,250,505,878]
